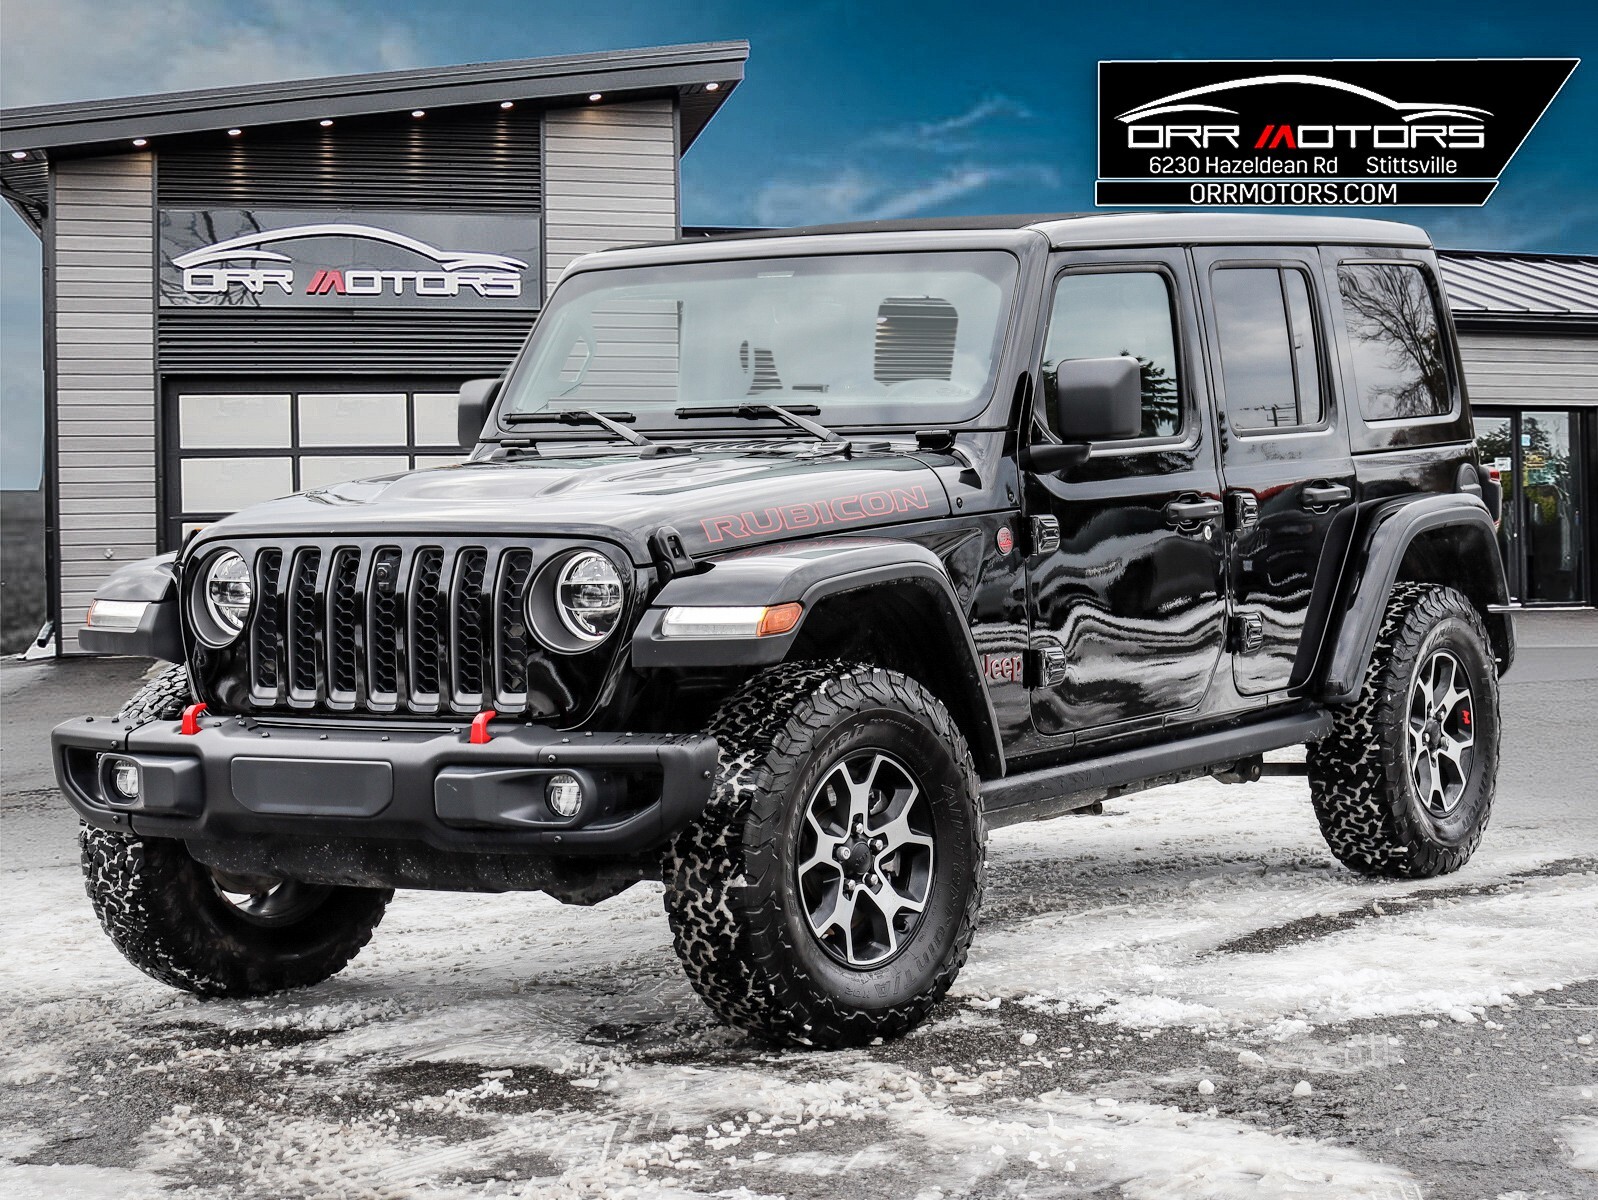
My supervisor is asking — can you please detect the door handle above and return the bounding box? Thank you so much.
[1164,496,1224,526]
[1302,483,1353,510]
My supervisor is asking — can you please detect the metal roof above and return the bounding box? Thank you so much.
[1438,250,1598,325]
[0,40,746,157]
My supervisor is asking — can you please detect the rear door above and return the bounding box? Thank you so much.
[1192,246,1356,696]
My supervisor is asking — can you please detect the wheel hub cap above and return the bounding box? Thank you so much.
[796,750,935,969]
[1406,648,1476,818]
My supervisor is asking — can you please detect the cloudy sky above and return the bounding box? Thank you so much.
[3,0,1594,488]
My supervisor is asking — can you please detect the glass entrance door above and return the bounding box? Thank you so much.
[1474,409,1587,605]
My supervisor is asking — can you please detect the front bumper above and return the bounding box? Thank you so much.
[53,712,718,857]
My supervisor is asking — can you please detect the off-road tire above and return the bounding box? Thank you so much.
[663,661,986,1047]
[79,664,392,996]
[1307,583,1500,879]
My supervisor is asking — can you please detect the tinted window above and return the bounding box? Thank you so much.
[1212,267,1324,431]
[1337,263,1451,420]
[1044,271,1181,439]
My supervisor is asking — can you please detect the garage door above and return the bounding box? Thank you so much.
[163,381,467,547]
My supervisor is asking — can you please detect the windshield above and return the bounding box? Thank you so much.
[498,250,1019,430]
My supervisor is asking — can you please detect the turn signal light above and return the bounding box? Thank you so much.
[756,602,804,637]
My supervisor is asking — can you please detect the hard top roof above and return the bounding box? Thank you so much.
[691,212,1431,250]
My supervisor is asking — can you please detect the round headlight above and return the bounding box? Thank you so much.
[555,552,624,644]
[202,551,254,643]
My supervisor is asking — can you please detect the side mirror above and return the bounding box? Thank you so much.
[457,377,502,449]
[1022,356,1144,473]
[1052,355,1143,441]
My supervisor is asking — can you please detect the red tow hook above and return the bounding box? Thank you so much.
[469,709,498,745]
[180,702,209,736]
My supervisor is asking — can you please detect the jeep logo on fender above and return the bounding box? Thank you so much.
[157,208,541,310]
[701,486,933,544]
[1097,59,1576,207]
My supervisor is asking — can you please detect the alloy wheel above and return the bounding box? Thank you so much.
[796,750,936,968]
[1406,648,1476,817]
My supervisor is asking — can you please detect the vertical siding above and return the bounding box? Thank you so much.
[542,100,679,295]
[51,154,156,653]
[1458,330,1598,407]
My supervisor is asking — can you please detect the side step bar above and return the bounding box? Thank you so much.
[979,709,1332,829]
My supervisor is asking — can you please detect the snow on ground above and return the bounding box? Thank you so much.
[4,765,1597,1198]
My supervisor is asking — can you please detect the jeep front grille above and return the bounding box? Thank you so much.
[239,542,579,717]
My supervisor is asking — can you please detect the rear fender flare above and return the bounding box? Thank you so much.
[1318,494,1510,704]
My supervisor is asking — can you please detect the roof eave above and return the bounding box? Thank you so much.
[0,40,747,155]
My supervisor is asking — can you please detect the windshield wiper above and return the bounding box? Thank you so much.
[674,402,849,448]
[504,408,654,447]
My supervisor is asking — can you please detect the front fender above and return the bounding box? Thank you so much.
[1318,494,1510,704]
[77,552,184,661]
[630,536,1005,775]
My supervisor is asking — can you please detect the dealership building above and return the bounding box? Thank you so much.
[0,41,746,653]
[3,41,1597,655]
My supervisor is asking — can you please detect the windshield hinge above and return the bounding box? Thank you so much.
[650,526,696,582]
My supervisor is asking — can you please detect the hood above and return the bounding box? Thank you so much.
[197,443,952,563]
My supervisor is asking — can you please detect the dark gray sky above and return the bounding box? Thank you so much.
[4,0,1594,488]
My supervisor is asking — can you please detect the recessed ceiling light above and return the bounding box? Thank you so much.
[411,109,426,118]
[227,128,242,137]
[9,151,26,160]
[319,118,334,127]
[131,138,148,147]
[705,82,720,92]
[499,100,514,109]
[588,93,603,102]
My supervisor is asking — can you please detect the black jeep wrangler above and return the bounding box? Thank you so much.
[56,213,1512,1047]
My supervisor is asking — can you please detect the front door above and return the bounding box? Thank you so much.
[1192,247,1357,696]
[1025,249,1228,741]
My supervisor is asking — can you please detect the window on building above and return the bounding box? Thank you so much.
[1211,267,1324,431]
[1337,262,1452,420]
[1043,271,1182,440]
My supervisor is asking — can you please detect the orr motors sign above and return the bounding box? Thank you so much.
[158,209,541,309]
[1096,59,1578,207]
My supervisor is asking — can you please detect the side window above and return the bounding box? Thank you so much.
[1337,262,1451,420]
[1211,266,1324,431]
[1043,271,1181,440]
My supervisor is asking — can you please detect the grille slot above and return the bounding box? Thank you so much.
[250,550,284,702]
[409,549,447,709]
[327,549,362,706]
[494,550,535,706]
[366,548,404,708]
[237,542,576,717]
[451,549,491,708]
[286,549,323,704]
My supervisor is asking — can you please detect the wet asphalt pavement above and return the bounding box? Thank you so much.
[1,613,1594,1199]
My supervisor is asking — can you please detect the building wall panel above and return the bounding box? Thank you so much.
[51,153,157,653]
[1460,331,1598,407]
[542,100,678,294]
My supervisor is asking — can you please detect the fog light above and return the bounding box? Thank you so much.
[546,773,582,818]
[109,759,140,803]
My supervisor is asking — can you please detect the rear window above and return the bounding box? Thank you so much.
[1336,263,1452,421]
